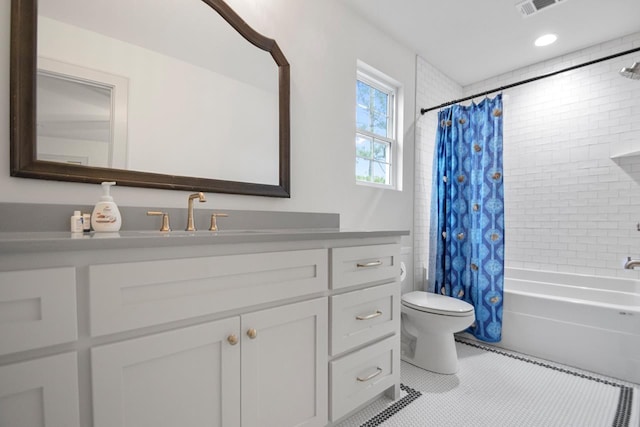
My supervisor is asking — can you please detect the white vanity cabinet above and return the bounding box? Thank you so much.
[89,248,328,427]
[91,298,327,427]
[0,229,406,427]
[328,244,402,422]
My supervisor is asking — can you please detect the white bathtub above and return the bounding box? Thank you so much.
[495,268,640,384]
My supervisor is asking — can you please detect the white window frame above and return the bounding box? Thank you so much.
[355,63,399,189]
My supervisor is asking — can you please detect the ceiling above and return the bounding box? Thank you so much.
[342,0,640,86]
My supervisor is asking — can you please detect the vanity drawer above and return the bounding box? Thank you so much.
[330,282,400,356]
[0,267,77,356]
[0,352,80,427]
[330,335,400,422]
[330,244,400,290]
[89,249,328,336]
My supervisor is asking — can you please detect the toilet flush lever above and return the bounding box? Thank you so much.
[356,310,383,321]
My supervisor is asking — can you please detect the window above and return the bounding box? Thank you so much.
[355,66,397,187]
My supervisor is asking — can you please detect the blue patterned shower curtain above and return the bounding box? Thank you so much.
[428,94,504,342]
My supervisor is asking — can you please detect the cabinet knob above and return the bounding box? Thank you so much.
[247,328,257,339]
[227,334,238,345]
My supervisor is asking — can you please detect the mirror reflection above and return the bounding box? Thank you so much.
[11,0,290,197]
[37,0,280,185]
[37,73,114,167]
[37,57,128,169]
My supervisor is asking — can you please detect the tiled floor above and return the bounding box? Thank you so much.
[336,339,640,427]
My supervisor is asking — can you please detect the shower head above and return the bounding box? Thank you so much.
[619,62,640,80]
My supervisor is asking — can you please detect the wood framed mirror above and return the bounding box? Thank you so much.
[10,0,290,197]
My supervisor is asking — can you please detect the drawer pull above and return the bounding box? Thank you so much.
[356,310,382,321]
[227,334,238,345]
[357,367,383,382]
[247,328,257,339]
[356,260,382,268]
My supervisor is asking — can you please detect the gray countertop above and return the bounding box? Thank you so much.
[0,228,410,254]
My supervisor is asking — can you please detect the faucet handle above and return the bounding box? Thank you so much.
[147,211,171,232]
[209,213,229,231]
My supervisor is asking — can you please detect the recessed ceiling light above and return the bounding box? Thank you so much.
[534,34,557,47]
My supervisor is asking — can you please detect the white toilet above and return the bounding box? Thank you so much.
[401,291,475,374]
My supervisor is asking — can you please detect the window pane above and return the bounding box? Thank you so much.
[356,79,390,138]
[356,157,372,182]
[373,141,389,161]
[356,106,372,132]
[371,111,390,137]
[356,135,372,158]
[372,161,390,184]
[355,66,397,187]
[356,81,371,117]
[372,89,388,116]
[356,80,370,104]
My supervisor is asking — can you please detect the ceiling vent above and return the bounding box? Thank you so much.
[515,0,567,17]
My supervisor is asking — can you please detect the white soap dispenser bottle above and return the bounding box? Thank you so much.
[91,182,122,232]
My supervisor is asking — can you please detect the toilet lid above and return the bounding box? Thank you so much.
[402,291,474,317]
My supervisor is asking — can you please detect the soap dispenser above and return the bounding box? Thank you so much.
[91,182,122,232]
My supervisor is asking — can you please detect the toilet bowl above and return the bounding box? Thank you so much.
[401,291,475,374]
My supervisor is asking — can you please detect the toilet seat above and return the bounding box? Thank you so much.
[402,291,474,317]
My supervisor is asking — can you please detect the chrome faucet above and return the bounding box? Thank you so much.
[186,192,206,231]
[624,257,640,269]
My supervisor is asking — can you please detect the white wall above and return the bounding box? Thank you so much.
[416,31,640,281]
[1,1,415,266]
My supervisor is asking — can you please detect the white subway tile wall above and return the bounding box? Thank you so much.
[415,31,640,283]
[414,61,463,290]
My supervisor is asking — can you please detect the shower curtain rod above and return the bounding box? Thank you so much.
[419,46,640,115]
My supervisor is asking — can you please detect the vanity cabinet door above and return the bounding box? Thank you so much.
[91,317,240,427]
[241,297,328,427]
[0,352,80,427]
